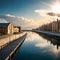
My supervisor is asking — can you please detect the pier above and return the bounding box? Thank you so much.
[0,32,27,60]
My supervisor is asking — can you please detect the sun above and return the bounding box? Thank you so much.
[52,2,60,14]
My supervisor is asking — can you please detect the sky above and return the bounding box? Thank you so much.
[0,0,53,19]
[0,0,60,29]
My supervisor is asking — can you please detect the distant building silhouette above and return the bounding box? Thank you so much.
[35,19,60,33]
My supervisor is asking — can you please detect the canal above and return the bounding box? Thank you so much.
[14,32,60,60]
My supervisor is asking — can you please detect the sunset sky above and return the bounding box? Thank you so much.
[0,0,60,29]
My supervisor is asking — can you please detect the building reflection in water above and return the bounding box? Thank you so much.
[38,34,60,50]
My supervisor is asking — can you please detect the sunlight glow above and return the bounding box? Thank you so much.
[52,2,60,14]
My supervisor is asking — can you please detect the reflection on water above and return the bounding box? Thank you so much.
[14,32,60,60]
[39,34,60,50]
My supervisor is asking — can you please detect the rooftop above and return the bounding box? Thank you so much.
[0,23,10,28]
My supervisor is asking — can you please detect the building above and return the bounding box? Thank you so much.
[52,21,57,32]
[16,26,21,32]
[14,26,21,33]
[52,19,60,33]
[0,23,14,35]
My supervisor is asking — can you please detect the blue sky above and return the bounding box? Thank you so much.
[0,0,59,29]
[0,0,54,20]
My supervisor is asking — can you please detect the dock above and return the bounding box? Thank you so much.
[0,32,27,60]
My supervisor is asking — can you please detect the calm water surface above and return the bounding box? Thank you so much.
[14,32,60,60]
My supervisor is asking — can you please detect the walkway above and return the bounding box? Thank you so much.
[33,30,60,37]
[0,33,27,60]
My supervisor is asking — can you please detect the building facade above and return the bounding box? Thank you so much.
[0,23,14,35]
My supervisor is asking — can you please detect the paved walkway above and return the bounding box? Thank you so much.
[34,30,60,36]
[0,33,27,60]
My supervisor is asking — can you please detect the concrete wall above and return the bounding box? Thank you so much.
[0,32,26,48]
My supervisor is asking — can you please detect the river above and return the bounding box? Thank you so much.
[14,32,60,60]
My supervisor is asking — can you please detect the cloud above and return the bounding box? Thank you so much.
[0,14,41,30]
[47,12,60,17]
[5,14,15,17]
[47,12,55,16]
[0,19,8,23]
[34,9,50,16]
[35,9,60,17]
[0,14,54,30]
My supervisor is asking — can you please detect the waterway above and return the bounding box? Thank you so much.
[14,32,60,60]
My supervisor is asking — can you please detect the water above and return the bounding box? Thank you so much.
[14,32,60,60]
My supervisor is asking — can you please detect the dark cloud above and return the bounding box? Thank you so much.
[47,12,60,17]
[47,12,55,16]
